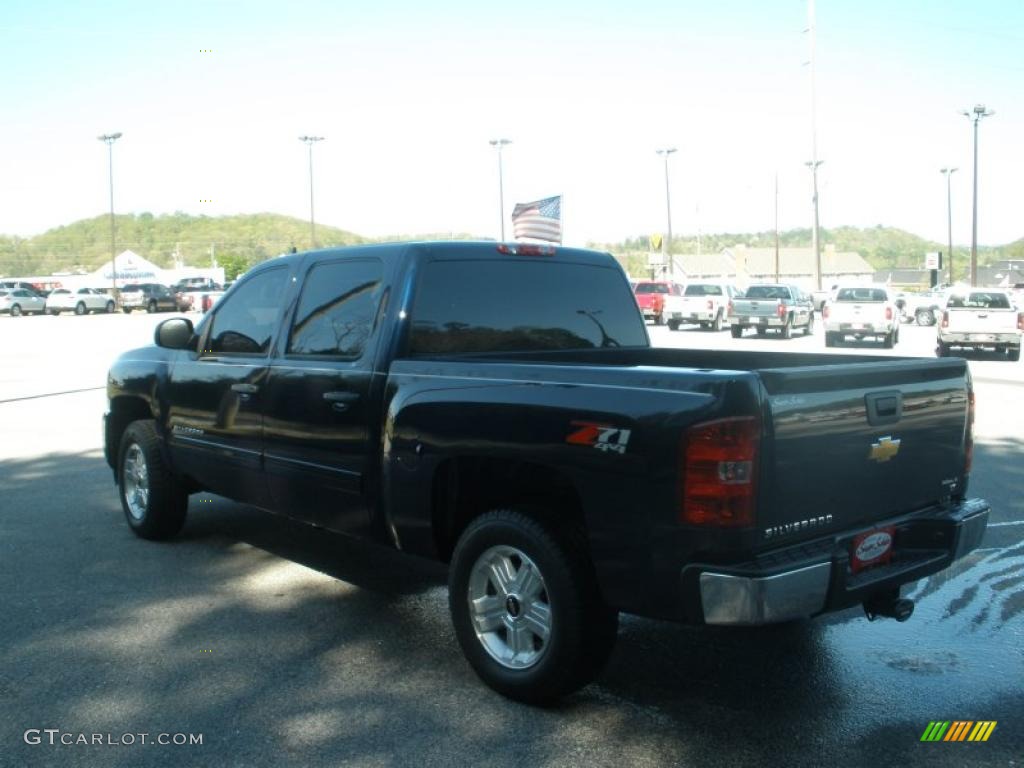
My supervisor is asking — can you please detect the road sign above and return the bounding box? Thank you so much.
[925,252,942,270]
[650,234,663,252]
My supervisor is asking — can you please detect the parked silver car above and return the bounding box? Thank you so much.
[0,288,47,316]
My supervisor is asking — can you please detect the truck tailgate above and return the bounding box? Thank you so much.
[757,358,970,545]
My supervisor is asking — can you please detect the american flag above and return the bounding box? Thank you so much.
[511,195,562,243]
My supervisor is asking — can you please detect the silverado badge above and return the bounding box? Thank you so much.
[869,436,901,463]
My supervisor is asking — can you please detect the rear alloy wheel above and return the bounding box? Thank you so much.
[10,303,22,317]
[74,302,86,316]
[449,509,618,704]
[711,311,724,332]
[804,313,815,336]
[147,299,157,314]
[916,308,935,326]
[123,307,132,314]
[105,300,115,313]
[118,420,188,540]
[730,326,743,339]
[780,318,792,339]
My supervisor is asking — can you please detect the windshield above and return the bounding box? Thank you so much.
[684,284,723,296]
[948,292,1012,309]
[836,288,887,302]
[635,283,669,294]
[745,285,790,300]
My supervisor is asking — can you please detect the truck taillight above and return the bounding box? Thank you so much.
[681,417,759,527]
[885,306,893,321]
[941,310,950,328]
[496,243,556,257]
[777,303,787,318]
[965,388,975,474]
[706,299,714,311]
[1018,312,1024,332]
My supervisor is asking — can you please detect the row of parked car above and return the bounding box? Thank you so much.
[632,278,1024,360]
[0,278,229,317]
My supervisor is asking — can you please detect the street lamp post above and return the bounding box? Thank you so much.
[805,160,824,290]
[961,105,993,287]
[656,148,677,277]
[489,139,512,240]
[940,167,958,285]
[299,136,324,249]
[97,132,122,293]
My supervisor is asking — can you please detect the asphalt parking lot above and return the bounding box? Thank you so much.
[1,311,1021,767]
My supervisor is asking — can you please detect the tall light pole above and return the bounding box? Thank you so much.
[940,167,958,284]
[299,135,324,249]
[805,160,824,289]
[961,105,994,287]
[489,139,512,240]
[656,148,677,277]
[97,132,122,293]
[806,0,823,290]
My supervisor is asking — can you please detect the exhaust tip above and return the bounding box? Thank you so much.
[864,593,915,622]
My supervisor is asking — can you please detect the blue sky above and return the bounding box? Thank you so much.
[1,0,1021,253]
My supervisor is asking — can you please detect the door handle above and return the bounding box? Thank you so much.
[323,391,359,412]
[231,383,260,394]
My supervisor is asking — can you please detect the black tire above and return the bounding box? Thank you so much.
[117,420,188,540]
[653,312,664,326]
[916,308,935,326]
[730,326,742,339]
[123,307,132,314]
[804,313,814,336]
[936,341,951,357]
[105,300,115,313]
[780,318,792,339]
[1008,346,1021,362]
[448,508,618,705]
[825,331,837,347]
[667,319,680,331]
[147,299,157,314]
[10,303,22,317]
[711,311,723,332]
[74,301,86,316]
[883,331,894,349]
[48,308,60,316]
[756,326,767,336]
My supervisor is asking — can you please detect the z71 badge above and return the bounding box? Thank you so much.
[566,421,632,455]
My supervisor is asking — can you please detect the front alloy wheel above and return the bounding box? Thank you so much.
[118,420,188,540]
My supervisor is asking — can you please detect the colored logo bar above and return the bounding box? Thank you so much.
[920,721,997,742]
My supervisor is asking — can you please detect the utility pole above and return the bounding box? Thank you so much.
[97,133,122,293]
[961,105,993,287]
[806,0,823,290]
[774,173,780,283]
[656,148,677,277]
[489,139,512,240]
[940,168,957,284]
[299,136,324,249]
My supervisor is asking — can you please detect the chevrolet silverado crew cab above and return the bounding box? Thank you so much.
[823,286,900,348]
[937,289,1022,360]
[105,241,989,703]
[728,283,815,339]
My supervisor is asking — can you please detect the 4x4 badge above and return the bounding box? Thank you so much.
[869,436,901,462]
[566,421,631,455]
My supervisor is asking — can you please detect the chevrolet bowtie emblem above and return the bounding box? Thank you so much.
[869,436,901,462]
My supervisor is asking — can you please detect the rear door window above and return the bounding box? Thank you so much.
[287,259,384,359]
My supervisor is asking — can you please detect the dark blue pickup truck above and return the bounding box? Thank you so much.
[104,241,989,703]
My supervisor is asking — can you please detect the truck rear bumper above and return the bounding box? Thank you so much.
[939,332,1019,346]
[684,499,989,626]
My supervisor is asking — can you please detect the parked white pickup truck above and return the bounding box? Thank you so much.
[937,289,1022,360]
[666,282,738,331]
[823,286,899,348]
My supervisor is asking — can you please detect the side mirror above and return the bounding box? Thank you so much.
[155,317,195,350]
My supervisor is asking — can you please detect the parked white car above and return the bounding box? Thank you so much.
[937,289,1022,360]
[46,288,116,315]
[823,286,899,348]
